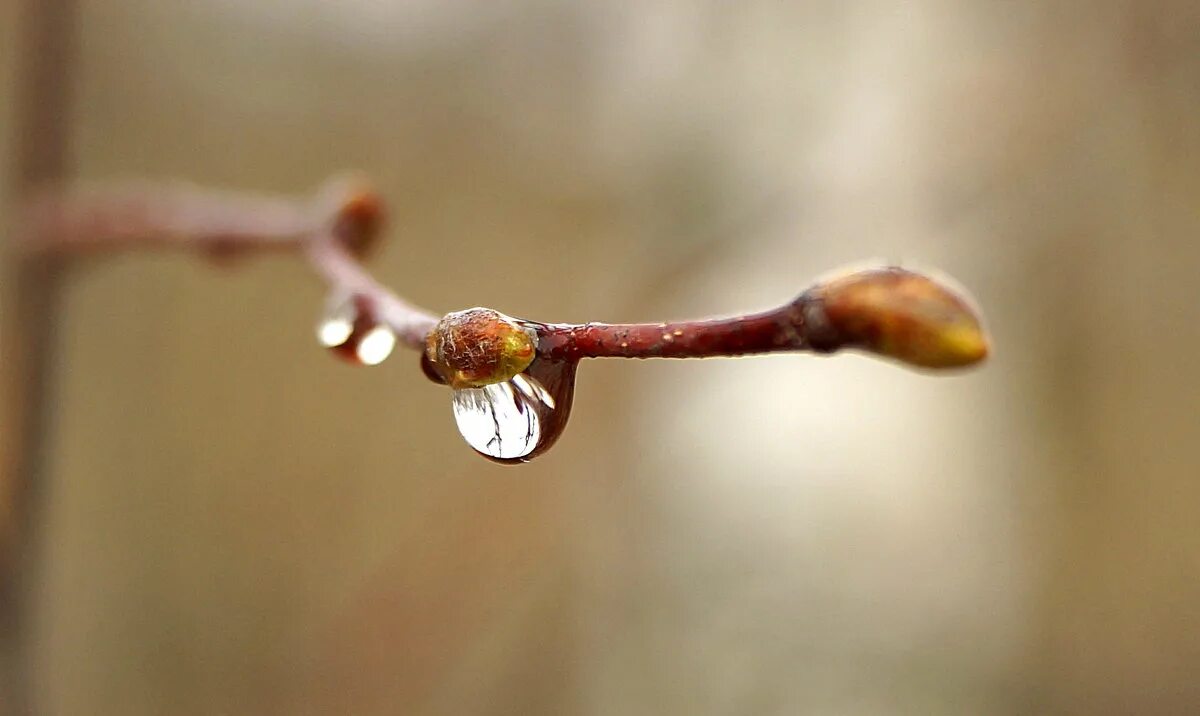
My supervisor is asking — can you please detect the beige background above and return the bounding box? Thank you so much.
[4,1,1200,714]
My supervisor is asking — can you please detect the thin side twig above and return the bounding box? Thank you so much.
[18,177,440,351]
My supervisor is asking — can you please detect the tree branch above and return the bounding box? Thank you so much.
[15,175,989,465]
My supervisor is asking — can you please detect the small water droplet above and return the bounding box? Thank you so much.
[450,357,577,464]
[318,321,354,349]
[355,325,396,365]
[317,293,396,365]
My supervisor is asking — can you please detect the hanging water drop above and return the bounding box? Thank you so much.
[453,382,542,460]
[317,296,355,348]
[354,325,397,365]
[450,357,578,464]
[317,292,396,366]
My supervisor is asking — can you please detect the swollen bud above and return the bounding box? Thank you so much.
[318,175,386,258]
[425,308,538,388]
[807,267,989,369]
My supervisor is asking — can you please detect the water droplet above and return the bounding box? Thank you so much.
[317,292,396,366]
[453,383,541,460]
[317,295,356,347]
[450,357,577,464]
[355,326,397,366]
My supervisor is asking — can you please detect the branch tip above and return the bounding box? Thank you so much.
[807,266,989,369]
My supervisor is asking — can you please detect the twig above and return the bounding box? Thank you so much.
[20,177,440,350]
[16,176,989,466]
[21,177,990,371]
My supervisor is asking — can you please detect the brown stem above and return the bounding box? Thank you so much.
[532,267,987,370]
[534,299,829,361]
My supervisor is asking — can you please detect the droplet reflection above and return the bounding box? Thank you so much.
[450,357,577,464]
[453,382,542,460]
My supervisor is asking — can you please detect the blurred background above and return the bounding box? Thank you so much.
[2,1,1199,714]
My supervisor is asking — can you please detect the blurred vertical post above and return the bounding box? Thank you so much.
[1,0,78,712]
